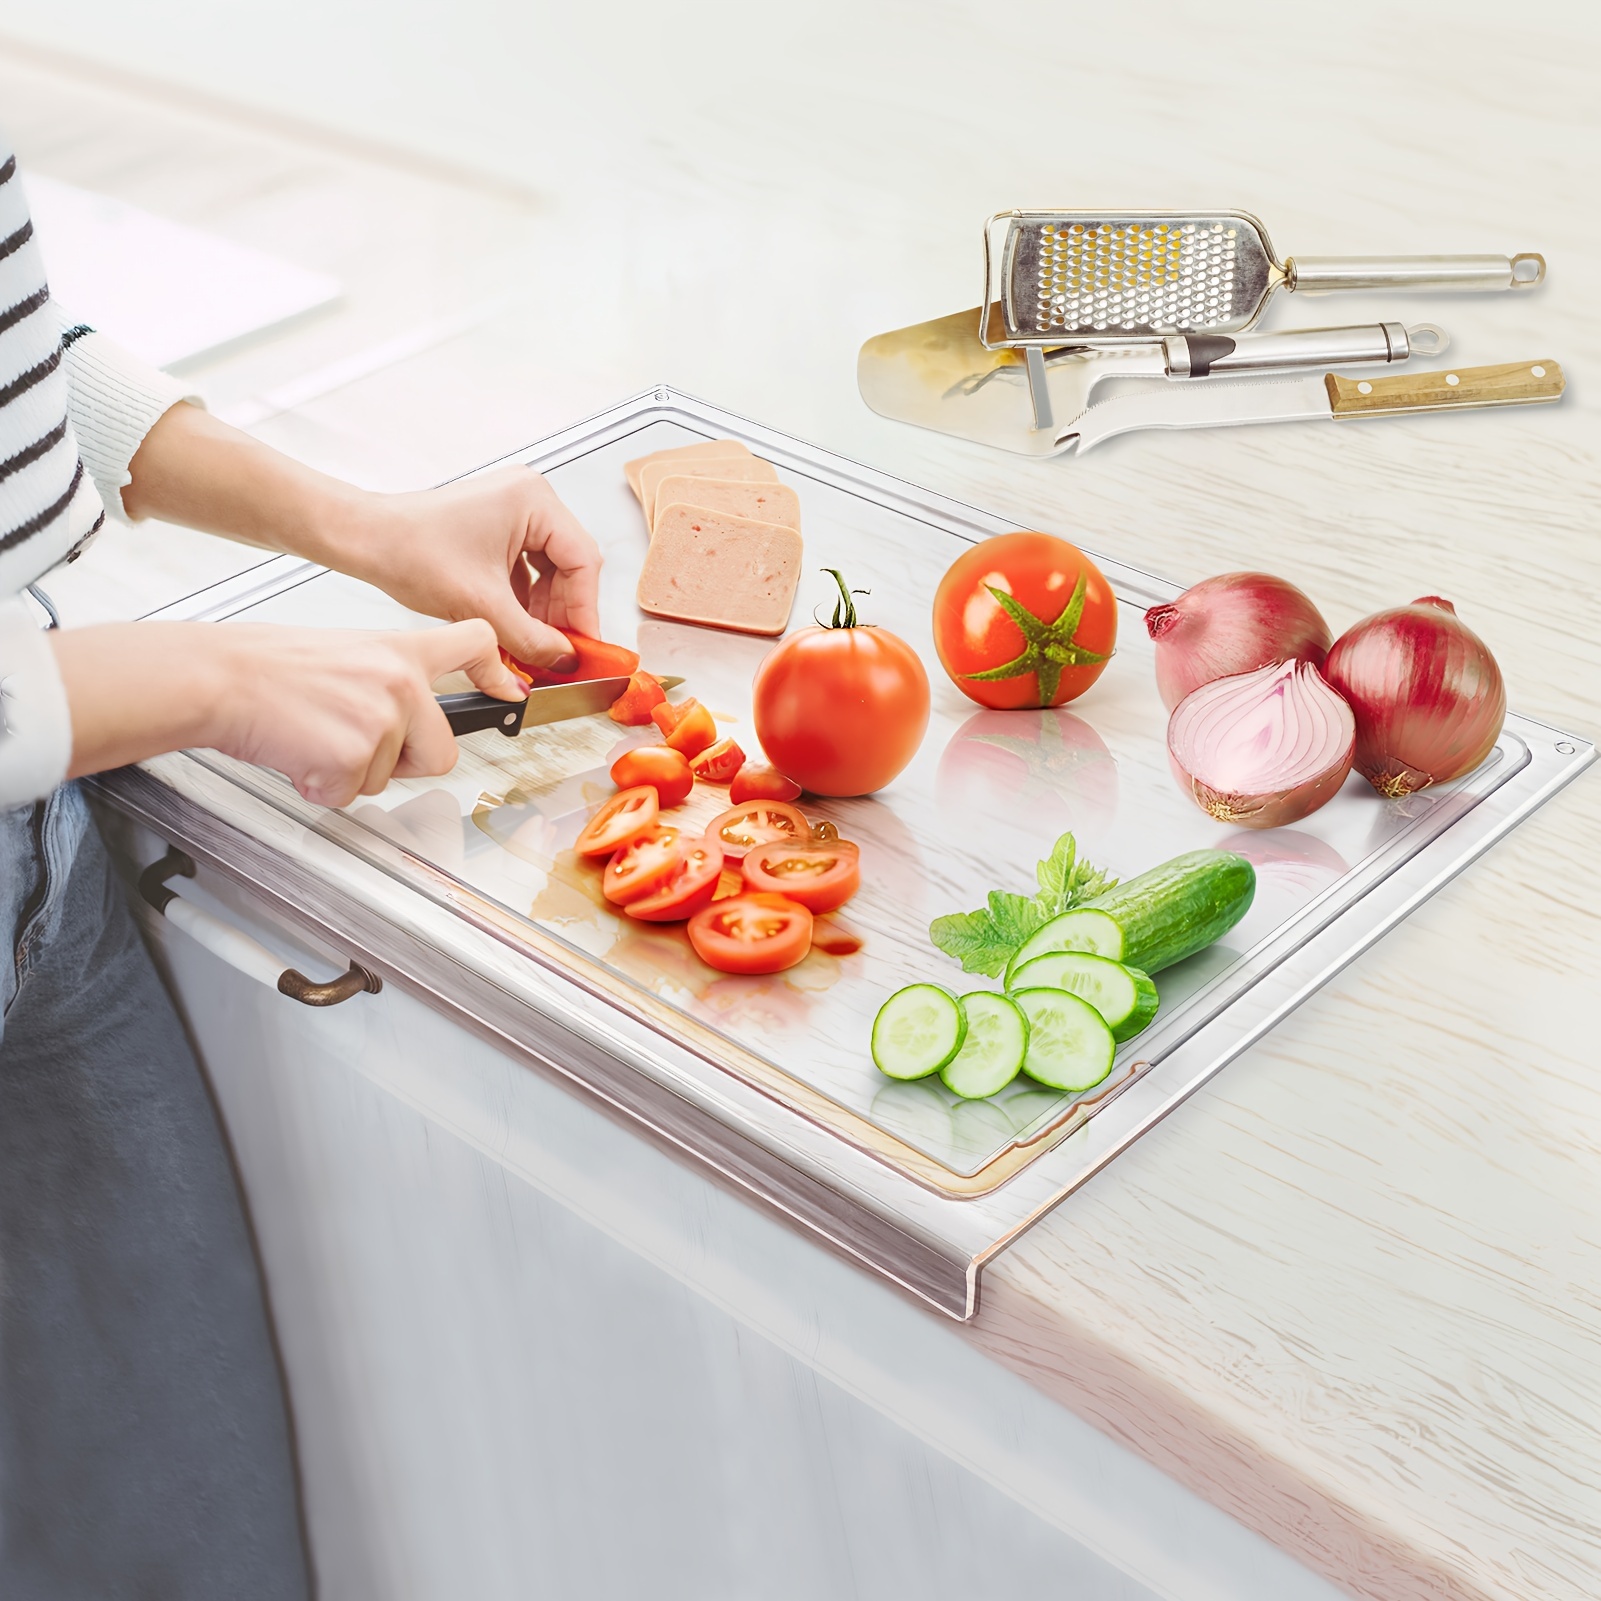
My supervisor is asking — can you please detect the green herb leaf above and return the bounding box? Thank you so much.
[928,834,1117,975]
[929,891,1049,977]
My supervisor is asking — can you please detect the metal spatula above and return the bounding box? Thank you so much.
[982,210,1544,345]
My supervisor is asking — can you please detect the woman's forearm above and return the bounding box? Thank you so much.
[122,402,381,571]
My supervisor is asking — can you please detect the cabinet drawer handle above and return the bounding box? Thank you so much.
[138,849,382,1007]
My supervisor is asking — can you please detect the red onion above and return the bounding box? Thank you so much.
[1168,659,1355,829]
[1146,572,1333,711]
[1322,597,1505,798]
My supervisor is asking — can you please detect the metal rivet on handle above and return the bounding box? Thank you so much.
[1532,365,1547,377]
[1446,373,1460,385]
[1357,381,1373,394]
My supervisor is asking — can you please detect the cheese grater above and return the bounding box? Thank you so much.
[982,210,1545,345]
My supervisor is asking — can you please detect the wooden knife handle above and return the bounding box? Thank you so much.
[1325,360,1564,418]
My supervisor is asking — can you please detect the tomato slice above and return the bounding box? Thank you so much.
[706,800,810,862]
[662,699,718,759]
[729,764,801,804]
[504,633,640,688]
[690,736,746,785]
[609,744,693,808]
[687,893,814,974]
[602,827,683,905]
[608,670,667,726]
[625,836,725,922]
[573,786,659,858]
[739,839,860,914]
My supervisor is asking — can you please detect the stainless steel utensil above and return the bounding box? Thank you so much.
[857,306,1447,451]
[1057,358,1564,455]
[439,674,684,738]
[982,210,1544,344]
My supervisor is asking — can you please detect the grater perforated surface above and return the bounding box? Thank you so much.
[1005,213,1276,339]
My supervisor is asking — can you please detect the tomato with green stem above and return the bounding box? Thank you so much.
[932,533,1117,709]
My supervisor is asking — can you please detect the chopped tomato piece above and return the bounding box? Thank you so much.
[608,670,667,726]
[690,736,746,785]
[662,699,718,760]
[687,893,813,974]
[503,633,640,688]
[650,700,684,737]
[740,839,860,914]
[625,836,725,922]
[729,765,802,804]
[573,786,659,858]
[602,826,683,905]
[610,744,693,808]
[706,800,810,862]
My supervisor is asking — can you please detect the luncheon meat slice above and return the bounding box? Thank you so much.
[650,476,801,538]
[639,456,780,531]
[637,504,802,636]
[624,438,753,505]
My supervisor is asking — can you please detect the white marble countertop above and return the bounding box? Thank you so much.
[4,8,1599,1596]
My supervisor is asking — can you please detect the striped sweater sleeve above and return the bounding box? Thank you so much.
[1,140,201,806]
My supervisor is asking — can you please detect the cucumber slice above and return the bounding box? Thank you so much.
[940,993,1028,1100]
[872,984,966,1080]
[1005,907,1124,985]
[1012,987,1116,1092]
[1006,952,1160,1043]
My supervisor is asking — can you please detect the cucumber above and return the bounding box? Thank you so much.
[1085,850,1255,973]
[1005,907,1124,985]
[872,984,965,1080]
[1012,988,1116,1093]
[940,993,1028,1100]
[1007,951,1159,1042]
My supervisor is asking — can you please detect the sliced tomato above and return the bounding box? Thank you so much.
[706,800,810,862]
[740,839,860,914]
[503,633,640,688]
[729,764,802,804]
[650,700,684,737]
[625,836,725,922]
[573,786,659,858]
[687,893,813,975]
[662,699,718,759]
[608,670,667,726]
[690,736,746,784]
[602,827,683,905]
[610,744,693,808]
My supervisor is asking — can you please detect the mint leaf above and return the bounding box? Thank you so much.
[929,837,1116,976]
[929,892,1049,977]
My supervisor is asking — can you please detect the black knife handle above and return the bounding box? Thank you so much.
[437,691,527,738]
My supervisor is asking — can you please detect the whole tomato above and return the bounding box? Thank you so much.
[932,532,1117,709]
[752,570,930,797]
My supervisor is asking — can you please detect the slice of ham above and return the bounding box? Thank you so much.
[638,456,779,532]
[623,438,753,505]
[650,476,801,539]
[637,504,802,636]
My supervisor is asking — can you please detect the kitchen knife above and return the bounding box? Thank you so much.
[1059,359,1564,455]
[438,675,684,738]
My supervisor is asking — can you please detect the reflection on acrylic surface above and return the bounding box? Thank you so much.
[937,706,1119,847]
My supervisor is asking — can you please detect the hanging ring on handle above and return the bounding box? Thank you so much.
[1510,253,1545,287]
[138,848,382,1007]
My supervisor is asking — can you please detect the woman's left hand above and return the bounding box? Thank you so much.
[348,468,604,672]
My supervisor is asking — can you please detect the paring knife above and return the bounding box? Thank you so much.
[439,675,684,739]
[1058,359,1565,455]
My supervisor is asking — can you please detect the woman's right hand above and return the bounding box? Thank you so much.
[53,618,523,807]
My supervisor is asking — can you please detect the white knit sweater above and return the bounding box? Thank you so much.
[0,138,200,807]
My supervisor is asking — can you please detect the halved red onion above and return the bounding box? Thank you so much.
[1322,597,1505,798]
[1146,572,1333,711]
[1168,659,1355,829]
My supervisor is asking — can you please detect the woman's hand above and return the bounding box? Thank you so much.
[53,618,523,808]
[124,406,604,669]
[340,468,605,672]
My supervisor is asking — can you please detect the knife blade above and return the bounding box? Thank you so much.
[1059,359,1564,455]
[438,675,684,738]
